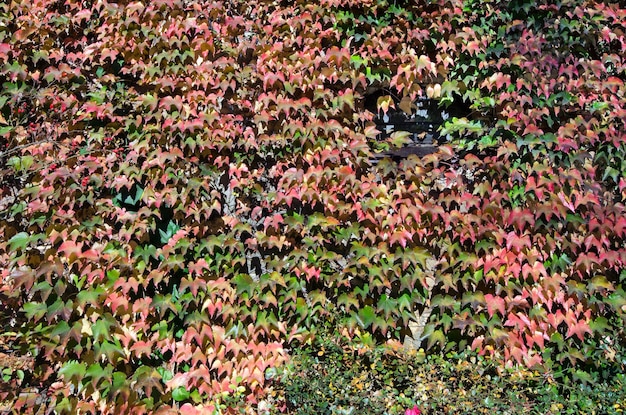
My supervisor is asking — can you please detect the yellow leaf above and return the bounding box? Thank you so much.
[389,131,412,147]
[376,95,394,114]
[81,317,93,336]
[426,84,441,98]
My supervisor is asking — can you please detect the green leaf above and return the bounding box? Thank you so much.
[58,361,87,382]
[76,286,105,308]
[86,363,105,382]
[172,386,190,402]
[431,295,458,309]
[426,329,446,349]
[125,186,144,205]
[440,117,485,137]
[588,275,613,292]
[55,397,72,413]
[573,369,593,384]
[49,321,70,338]
[377,295,397,319]
[232,273,255,297]
[157,367,173,383]
[97,339,125,361]
[589,101,609,113]
[337,293,359,311]
[588,316,610,333]
[8,155,34,171]
[92,314,115,342]
[112,371,127,389]
[113,185,144,208]
[159,220,180,244]
[8,232,29,251]
[550,332,565,350]
[350,54,367,69]
[190,389,202,403]
[356,306,376,328]
[22,302,46,321]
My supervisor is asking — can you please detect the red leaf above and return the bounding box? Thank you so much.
[505,231,531,252]
[130,341,153,358]
[58,240,83,262]
[484,294,506,317]
[504,312,531,329]
[522,123,544,136]
[566,319,592,341]
[80,248,99,261]
[506,208,535,232]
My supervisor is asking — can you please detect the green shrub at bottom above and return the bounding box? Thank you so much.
[277,324,626,415]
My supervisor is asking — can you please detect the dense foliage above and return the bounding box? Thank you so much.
[0,0,625,413]
[280,322,626,414]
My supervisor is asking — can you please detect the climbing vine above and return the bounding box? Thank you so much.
[0,0,624,413]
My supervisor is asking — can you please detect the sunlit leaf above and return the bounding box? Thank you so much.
[8,232,29,251]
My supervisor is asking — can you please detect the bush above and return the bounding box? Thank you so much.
[278,322,626,415]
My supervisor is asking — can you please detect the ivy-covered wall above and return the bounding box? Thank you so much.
[0,0,625,413]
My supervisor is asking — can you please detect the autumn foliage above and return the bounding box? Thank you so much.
[1,0,625,413]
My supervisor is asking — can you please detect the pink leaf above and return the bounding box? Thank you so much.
[405,406,422,415]
[566,319,592,341]
[484,294,506,317]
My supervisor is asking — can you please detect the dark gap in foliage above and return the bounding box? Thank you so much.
[111,183,144,213]
[362,87,473,164]
[147,205,177,248]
